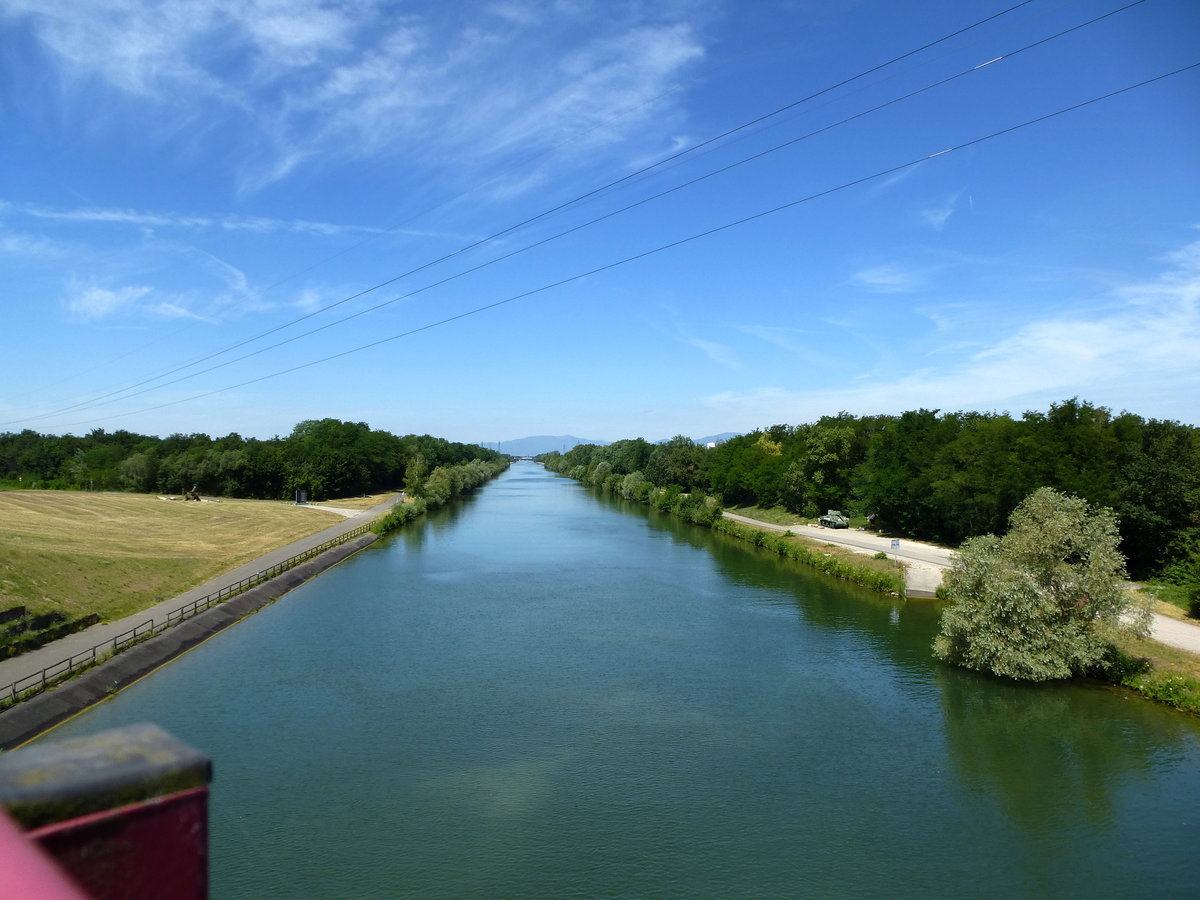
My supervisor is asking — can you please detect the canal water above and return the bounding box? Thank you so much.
[38,463,1200,898]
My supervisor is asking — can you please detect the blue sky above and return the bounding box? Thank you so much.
[1,0,1197,444]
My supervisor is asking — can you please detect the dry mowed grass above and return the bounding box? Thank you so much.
[310,491,398,511]
[0,491,348,623]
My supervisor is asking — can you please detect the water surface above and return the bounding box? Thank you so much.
[39,463,1200,898]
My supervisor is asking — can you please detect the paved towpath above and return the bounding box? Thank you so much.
[721,511,1200,656]
[0,495,404,694]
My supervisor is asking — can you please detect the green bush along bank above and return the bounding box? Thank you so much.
[1092,639,1200,716]
[374,458,509,536]
[711,517,905,595]
[544,454,904,596]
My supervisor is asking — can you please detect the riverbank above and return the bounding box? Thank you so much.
[711,515,905,594]
[0,532,379,750]
[546,470,907,595]
[719,508,1200,716]
[0,461,511,745]
[0,494,403,691]
[721,511,947,597]
[0,494,405,746]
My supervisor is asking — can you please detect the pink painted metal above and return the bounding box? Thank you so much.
[0,808,90,900]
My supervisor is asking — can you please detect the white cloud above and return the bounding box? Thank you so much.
[0,0,352,94]
[148,300,206,320]
[737,324,815,354]
[293,287,325,312]
[63,283,152,320]
[850,265,923,293]
[3,1,707,190]
[685,336,739,368]
[13,201,379,236]
[483,24,703,157]
[705,237,1200,424]
[0,229,64,256]
[919,190,961,230]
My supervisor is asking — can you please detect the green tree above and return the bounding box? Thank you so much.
[645,436,705,490]
[798,421,854,514]
[861,409,957,537]
[404,453,429,498]
[118,451,157,492]
[933,487,1150,681]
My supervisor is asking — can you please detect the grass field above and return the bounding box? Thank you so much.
[725,505,805,527]
[1142,582,1197,618]
[0,491,361,623]
[1109,612,1200,716]
[308,492,397,511]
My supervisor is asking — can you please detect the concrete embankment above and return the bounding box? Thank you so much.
[0,533,378,751]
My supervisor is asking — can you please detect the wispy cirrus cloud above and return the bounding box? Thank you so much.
[3,0,708,191]
[0,229,65,256]
[10,201,382,236]
[685,336,740,369]
[919,190,962,230]
[0,0,354,95]
[737,324,815,355]
[63,282,153,320]
[850,264,925,293]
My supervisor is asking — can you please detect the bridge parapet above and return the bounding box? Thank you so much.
[0,723,211,900]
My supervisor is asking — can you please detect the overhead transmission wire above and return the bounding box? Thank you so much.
[31,0,1153,423]
[34,8,723,394]
[5,0,1040,428]
[43,61,1198,432]
[34,2,841,397]
[223,0,842,295]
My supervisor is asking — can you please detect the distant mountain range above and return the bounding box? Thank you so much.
[479,433,742,456]
[692,432,741,447]
[482,435,608,456]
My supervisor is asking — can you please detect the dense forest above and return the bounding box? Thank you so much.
[0,418,504,503]
[541,399,1200,581]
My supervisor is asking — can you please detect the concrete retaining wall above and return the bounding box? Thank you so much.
[0,533,379,751]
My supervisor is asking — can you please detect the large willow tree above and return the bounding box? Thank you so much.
[934,488,1151,681]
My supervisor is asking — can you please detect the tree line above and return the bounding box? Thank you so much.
[541,398,1199,580]
[0,419,505,502]
[374,457,510,535]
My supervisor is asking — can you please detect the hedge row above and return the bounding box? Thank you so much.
[711,517,905,595]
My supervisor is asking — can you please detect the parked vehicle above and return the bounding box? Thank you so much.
[818,509,850,528]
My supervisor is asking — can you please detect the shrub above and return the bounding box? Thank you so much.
[373,498,428,535]
[1129,672,1200,711]
[934,488,1151,681]
[1089,645,1151,683]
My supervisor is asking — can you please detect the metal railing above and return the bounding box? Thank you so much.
[1,523,373,710]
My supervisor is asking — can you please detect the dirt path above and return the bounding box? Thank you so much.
[720,511,1200,655]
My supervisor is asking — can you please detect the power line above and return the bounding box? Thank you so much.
[43,61,1197,431]
[36,0,1150,420]
[2,0,1040,428]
